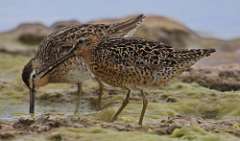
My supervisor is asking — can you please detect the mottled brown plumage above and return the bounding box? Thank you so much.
[22,15,145,113]
[82,37,215,89]
[76,37,216,125]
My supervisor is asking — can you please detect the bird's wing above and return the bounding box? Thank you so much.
[94,37,215,80]
[35,26,81,69]
[95,37,174,67]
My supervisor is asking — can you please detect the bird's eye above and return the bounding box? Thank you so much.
[78,37,87,44]
[30,70,37,80]
[32,73,36,79]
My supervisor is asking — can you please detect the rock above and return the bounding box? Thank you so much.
[18,32,45,45]
[166,97,177,103]
[13,117,35,129]
[13,114,62,132]
[134,15,197,48]
[160,95,177,103]
[180,64,240,91]
[155,125,181,135]
[0,123,20,140]
[13,23,51,45]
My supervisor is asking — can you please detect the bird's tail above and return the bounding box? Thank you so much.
[171,48,216,63]
[167,48,216,78]
[108,14,145,37]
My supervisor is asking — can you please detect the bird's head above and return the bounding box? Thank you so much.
[22,59,50,113]
[22,60,33,89]
[22,59,49,89]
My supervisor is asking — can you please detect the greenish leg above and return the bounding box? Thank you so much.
[111,89,131,122]
[74,82,82,115]
[96,79,104,110]
[138,90,148,126]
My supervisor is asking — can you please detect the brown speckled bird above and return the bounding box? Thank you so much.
[21,15,145,114]
[72,37,216,125]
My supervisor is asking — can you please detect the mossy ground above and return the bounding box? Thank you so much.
[0,44,240,141]
[14,126,239,141]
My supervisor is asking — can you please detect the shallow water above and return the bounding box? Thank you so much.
[0,98,95,121]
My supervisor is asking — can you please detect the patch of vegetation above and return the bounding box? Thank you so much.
[161,82,240,119]
[14,126,239,141]
[171,126,238,141]
[0,53,29,72]
[103,81,240,124]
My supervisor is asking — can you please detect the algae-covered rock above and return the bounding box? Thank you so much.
[180,64,240,91]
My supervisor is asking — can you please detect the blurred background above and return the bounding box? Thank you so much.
[1,0,240,39]
[0,1,240,141]
[1,0,240,65]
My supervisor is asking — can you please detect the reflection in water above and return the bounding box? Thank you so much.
[0,99,94,121]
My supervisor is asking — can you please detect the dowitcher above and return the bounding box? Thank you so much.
[21,15,145,114]
[70,37,216,125]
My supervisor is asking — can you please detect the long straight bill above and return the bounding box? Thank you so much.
[29,77,36,114]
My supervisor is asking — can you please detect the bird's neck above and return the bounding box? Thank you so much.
[77,47,93,64]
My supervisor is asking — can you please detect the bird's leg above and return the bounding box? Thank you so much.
[96,79,104,110]
[111,89,131,122]
[138,90,148,126]
[74,82,82,115]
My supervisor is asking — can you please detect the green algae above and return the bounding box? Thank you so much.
[96,108,115,122]
[15,126,239,141]
[45,127,178,141]
[170,126,238,141]
[158,82,240,119]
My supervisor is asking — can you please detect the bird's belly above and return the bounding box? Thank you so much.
[65,68,93,82]
[49,57,94,83]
